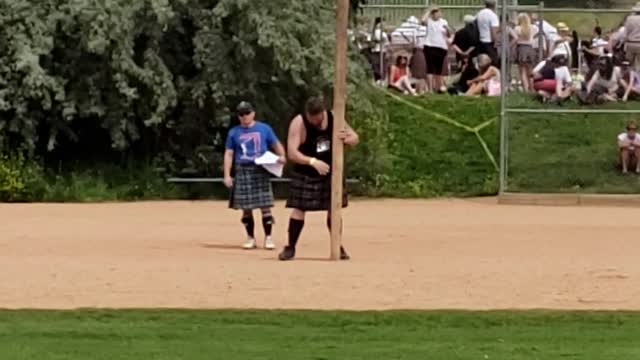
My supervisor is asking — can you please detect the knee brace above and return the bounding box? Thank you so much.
[241,214,254,226]
[262,214,274,225]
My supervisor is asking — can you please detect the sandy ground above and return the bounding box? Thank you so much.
[1,198,639,310]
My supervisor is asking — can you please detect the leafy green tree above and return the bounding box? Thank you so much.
[0,0,373,177]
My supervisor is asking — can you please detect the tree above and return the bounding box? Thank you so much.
[0,0,370,176]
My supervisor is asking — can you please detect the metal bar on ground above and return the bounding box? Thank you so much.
[331,0,349,261]
[361,4,629,13]
[499,0,509,194]
[166,178,360,184]
[505,109,640,114]
[360,4,537,10]
[504,6,633,13]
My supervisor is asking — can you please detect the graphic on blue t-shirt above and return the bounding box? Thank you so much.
[225,122,278,164]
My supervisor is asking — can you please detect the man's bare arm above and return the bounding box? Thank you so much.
[223,149,234,188]
[223,149,234,178]
[271,141,286,163]
[341,122,360,146]
[287,115,313,165]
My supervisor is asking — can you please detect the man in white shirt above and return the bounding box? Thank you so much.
[618,121,640,174]
[531,14,557,58]
[476,0,500,65]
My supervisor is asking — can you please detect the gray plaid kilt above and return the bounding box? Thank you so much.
[285,171,348,212]
[229,164,274,210]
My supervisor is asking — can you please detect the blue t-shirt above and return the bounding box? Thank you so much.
[225,121,279,164]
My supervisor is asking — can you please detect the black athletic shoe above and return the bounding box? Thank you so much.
[278,246,296,261]
[340,246,350,261]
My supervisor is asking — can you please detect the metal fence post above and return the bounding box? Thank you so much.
[499,0,510,194]
[538,1,544,60]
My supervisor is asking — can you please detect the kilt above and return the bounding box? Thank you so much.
[229,164,274,210]
[286,172,348,212]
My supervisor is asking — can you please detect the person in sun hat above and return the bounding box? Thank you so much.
[624,2,640,71]
[552,22,573,67]
[618,120,640,174]
[223,101,286,250]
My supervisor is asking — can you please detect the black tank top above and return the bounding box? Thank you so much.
[539,61,556,80]
[294,111,334,176]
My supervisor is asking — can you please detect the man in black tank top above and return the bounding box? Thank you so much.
[279,96,359,261]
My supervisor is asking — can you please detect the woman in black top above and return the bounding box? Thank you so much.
[279,96,359,261]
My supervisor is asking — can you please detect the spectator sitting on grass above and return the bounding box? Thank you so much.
[465,54,501,96]
[532,54,573,102]
[389,53,418,96]
[583,55,623,103]
[621,61,640,101]
[618,121,640,174]
[448,55,480,95]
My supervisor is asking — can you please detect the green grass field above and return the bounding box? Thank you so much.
[1,310,639,359]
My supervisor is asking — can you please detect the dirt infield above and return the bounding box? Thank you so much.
[1,198,639,310]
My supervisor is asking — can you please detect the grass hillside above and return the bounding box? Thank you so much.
[368,90,640,196]
[357,91,500,197]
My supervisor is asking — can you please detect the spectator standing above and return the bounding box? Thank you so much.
[624,3,640,71]
[452,15,478,70]
[423,7,451,93]
[410,22,428,94]
[369,17,389,84]
[510,13,538,92]
[530,13,557,59]
[553,23,573,67]
[591,26,609,57]
[618,121,640,174]
[476,0,500,66]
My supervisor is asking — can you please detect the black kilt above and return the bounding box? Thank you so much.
[229,164,274,210]
[286,172,348,212]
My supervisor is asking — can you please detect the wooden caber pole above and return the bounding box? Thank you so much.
[330,0,349,260]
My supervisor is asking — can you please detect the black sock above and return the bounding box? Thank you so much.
[288,218,304,248]
[262,213,274,237]
[242,211,255,238]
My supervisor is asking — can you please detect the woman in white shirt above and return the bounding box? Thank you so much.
[422,7,451,93]
[510,13,538,92]
[553,23,573,67]
[532,54,574,101]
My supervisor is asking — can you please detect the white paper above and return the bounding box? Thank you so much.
[255,151,279,165]
[255,151,283,177]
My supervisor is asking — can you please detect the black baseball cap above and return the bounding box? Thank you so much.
[237,101,254,114]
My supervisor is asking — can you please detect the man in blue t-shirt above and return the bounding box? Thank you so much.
[223,101,286,250]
